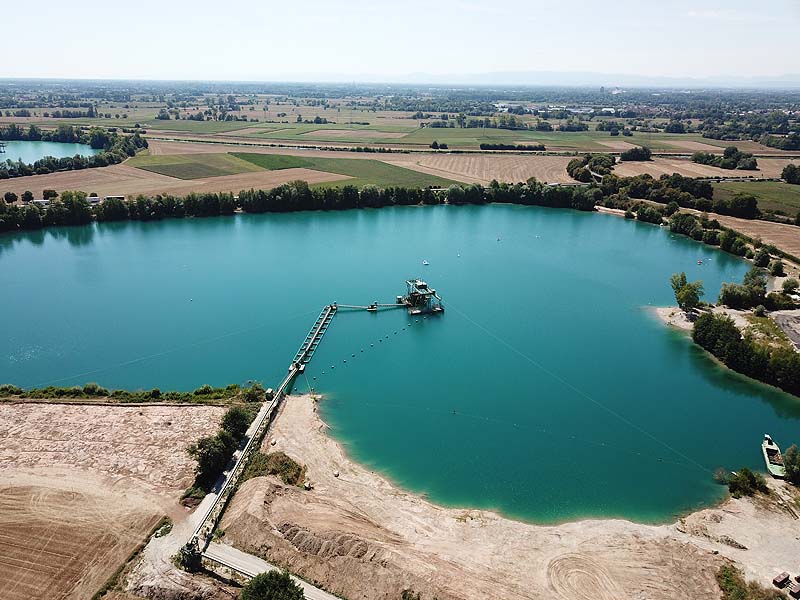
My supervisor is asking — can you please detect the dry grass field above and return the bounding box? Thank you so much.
[661,140,732,153]
[386,153,575,184]
[0,402,225,600]
[0,163,350,198]
[613,156,796,179]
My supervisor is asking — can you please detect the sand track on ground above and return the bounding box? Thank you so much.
[0,403,225,600]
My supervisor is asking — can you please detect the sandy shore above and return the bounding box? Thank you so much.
[219,394,800,600]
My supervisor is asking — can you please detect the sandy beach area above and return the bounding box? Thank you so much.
[219,394,800,600]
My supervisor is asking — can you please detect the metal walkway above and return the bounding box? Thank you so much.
[292,304,337,366]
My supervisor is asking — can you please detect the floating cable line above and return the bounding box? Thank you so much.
[331,398,701,472]
[28,307,322,388]
[307,311,700,472]
[446,301,714,475]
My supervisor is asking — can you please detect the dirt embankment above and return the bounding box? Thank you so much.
[218,395,800,600]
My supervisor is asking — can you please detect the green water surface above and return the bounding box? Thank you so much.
[1,204,797,523]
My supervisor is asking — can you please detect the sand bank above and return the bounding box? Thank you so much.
[219,394,800,600]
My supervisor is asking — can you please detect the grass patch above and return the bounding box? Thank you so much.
[232,152,456,188]
[126,153,264,180]
[142,119,256,133]
[716,564,785,600]
[241,451,306,486]
[745,315,795,351]
[714,181,800,216]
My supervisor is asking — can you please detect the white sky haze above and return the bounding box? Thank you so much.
[2,0,799,82]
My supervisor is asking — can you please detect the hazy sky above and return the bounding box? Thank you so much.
[2,0,799,82]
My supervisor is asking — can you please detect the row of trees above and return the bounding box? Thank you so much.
[0,123,83,143]
[691,146,758,171]
[692,312,800,397]
[0,180,605,233]
[762,132,800,151]
[187,403,257,493]
[602,172,759,219]
[619,146,652,161]
[479,143,545,151]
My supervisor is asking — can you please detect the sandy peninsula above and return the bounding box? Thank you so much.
[218,394,800,600]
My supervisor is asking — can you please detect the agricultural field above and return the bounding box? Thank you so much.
[232,152,457,188]
[714,181,800,216]
[0,402,225,600]
[127,152,264,179]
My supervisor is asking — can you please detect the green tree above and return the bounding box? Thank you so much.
[188,430,236,489]
[768,260,785,277]
[752,248,770,268]
[727,467,768,498]
[782,163,800,184]
[784,444,800,484]
[242,382,265,403]
[670,272,704,311]
[782,278,799,295]
[221,405,252,440]
[3,191,17,203]
[21,190,33,202]
[240,570,303,600]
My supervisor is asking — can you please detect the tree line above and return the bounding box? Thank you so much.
[186,402,260,496]
[693,312,800,397]
[479,143,545,151]
[691,146,758,171]
[2,177,795,267]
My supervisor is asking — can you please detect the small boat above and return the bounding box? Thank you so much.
[422,260,429,266]
[762,434,786,478]
[697,259,703,265]
[366,302,378,312]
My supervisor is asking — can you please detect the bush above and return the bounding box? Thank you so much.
[782,278,799,294]
[221,405,254,439]
[242,451,306,486]
[241,570,303,600]
[769,260,785,277]
[242,382,266,402]
[0,383,23,396]
[727,467,768,498]
[619,146,651,161]
[765,292,797,311]
[784,444,800,484]
[716,564,784,600]
[753,248,771,268]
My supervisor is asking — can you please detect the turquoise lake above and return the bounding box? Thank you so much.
[2,204,799,523]
[0,140,101,163]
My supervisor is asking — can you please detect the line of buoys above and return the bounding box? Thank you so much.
[311,315,424,380]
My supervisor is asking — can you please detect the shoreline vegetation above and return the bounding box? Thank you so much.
[2,174,799,265]
[658,259,800,398]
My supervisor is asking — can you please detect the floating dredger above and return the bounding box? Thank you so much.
[397,279,444,315]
